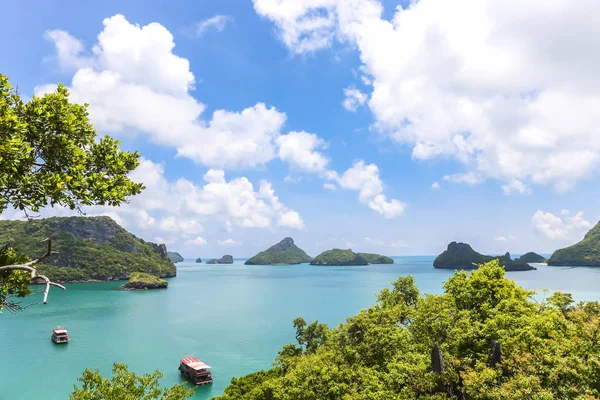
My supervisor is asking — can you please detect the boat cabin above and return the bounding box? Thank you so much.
[178,357,213,385]
[51,326,69,344]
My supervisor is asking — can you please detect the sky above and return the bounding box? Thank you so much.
[1,0,600,258]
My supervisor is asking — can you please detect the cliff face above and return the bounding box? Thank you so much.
[548,221,600,266]
[0,216,176,282]
[245,237,312,265]
[434,242,535,271]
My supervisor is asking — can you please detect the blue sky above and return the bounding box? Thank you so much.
[2,0,600,258]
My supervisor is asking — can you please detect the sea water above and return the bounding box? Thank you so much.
[1,257,599,399]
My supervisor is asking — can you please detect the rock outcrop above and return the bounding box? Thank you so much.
[121,272,168,290]
[433,242,536,271]
[196,258,202,263]
[245,237,313,265]
[207,255,234,264]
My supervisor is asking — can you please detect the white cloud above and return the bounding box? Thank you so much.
[277,131,329,173]
[187,236,208,246]
[532,210,592,240]
[390,240,408,248]
[431,182,440,190]
[41,14,287,170]
[323,183,337,190]
[330,161,406,218]
[494,235,515,242]
[364,236,384,246]
[253,0,600,192]
[218,239,241,246]
[443,172,484,186]
[342,86,368,111]
[192,15,232,37]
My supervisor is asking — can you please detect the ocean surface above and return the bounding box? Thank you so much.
[1,256,600,399]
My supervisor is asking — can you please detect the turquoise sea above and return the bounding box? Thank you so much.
[2,257,600,399]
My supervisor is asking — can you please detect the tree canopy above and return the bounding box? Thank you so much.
[70,363,195,400]
[217,261,600,399]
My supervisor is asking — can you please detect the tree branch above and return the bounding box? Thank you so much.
[0,237,65,304]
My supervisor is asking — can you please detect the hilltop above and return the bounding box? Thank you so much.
[548,221,600,266]
[0,216,176,282]
[310,249,368,266]
[434,242,535,271]
[245,237,312,265]
[515,252,547,263]
[357,253,394,264]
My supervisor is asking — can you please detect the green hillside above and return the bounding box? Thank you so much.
[310,249,368,266]
[548,221,600,266]
[245,238,312,265]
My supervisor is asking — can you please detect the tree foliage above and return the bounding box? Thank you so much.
[70,363,195,400]
[217,261,600,400]
[0,73,143,215]
[0,245,32,313]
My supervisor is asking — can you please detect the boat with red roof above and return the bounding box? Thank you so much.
[51,326,69,344]
[178,357,213,385]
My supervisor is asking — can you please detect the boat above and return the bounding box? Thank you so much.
[51,326,69,344]
[178,357,213,385]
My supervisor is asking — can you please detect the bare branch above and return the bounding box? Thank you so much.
[0,237,65,305]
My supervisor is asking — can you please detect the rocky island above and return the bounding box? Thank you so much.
[357,253,394,264]
[515,252,547,263]
[196,258,202,263]
[167,252,184,263]
[434,242,536,271]
[207,255,234,264]
[245,237,313,265]
[121,272,168,290]
[310,249,368,266]
[0,216,177,282]
[548,220,600,266]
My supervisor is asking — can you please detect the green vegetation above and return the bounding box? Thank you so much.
[208,255,234,264]
[434,242,535,271]
[0,216,176,282]
[357,252,394,264]
[121,272,168,290]
[0,246,32,313]
[516,252,547,263]
[548,220,600,266]
[70,363,194,399]
[245,237,312,265]
[310,249,368,266]
[0,74,142,215]
[167,252,184,263]
[216,261,600,399]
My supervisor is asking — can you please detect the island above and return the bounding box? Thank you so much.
[121,272,168,290]
[548,220,600,266]
[515,252,547,263]
[196,258,202,263]
[245,237,313,265]
[207,255,234,264]
[0,216,177,282]
[357,253,394,264]
[310,249,368,266]
[433,242,536,271]
[167,252,184,263]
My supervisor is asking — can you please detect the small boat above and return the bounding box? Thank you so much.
[51,326,69,344]
[178,357,213,385]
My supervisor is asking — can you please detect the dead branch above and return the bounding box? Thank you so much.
[0,237,65,304]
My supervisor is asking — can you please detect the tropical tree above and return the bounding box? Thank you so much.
[70,363,195,400]
[0,73,143,312]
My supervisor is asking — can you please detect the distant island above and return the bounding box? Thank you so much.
[310,249,368,266]
[121,272,168,290]
[245,237,312,265]
[0,216,176,282]
[196,258,202,263]
[548,220,600,266]
[207,255,234,264]
[434,242,536,271]
[357,253,394,264]
[167,252,184,263]
[515,252,547,263]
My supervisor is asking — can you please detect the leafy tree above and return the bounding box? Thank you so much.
[217,261,600,400]
[0,73,143,312]
[70,363,195,400]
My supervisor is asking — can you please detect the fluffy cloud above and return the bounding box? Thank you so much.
[431,182,440,190]
[532,210,592,240]
[253,0,600,192]
[277,131,329,173]
[218,239,242,246]
[494,235,516,242]
[342,86,368,112]
[41,14,286,170]
[191,15,232,37]
[187,236,208,246]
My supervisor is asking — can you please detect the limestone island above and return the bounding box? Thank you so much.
[434,242,536,271]
[357,253,394,264]
[0,216,176,283]
[196,258,202,263]
[310,249,368,266]
[207,255,234,264]
[548,220,600,266]
[121,272,168,290]
[515,252,547,263]
[245,237,312,265]
[167,252,184,263]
